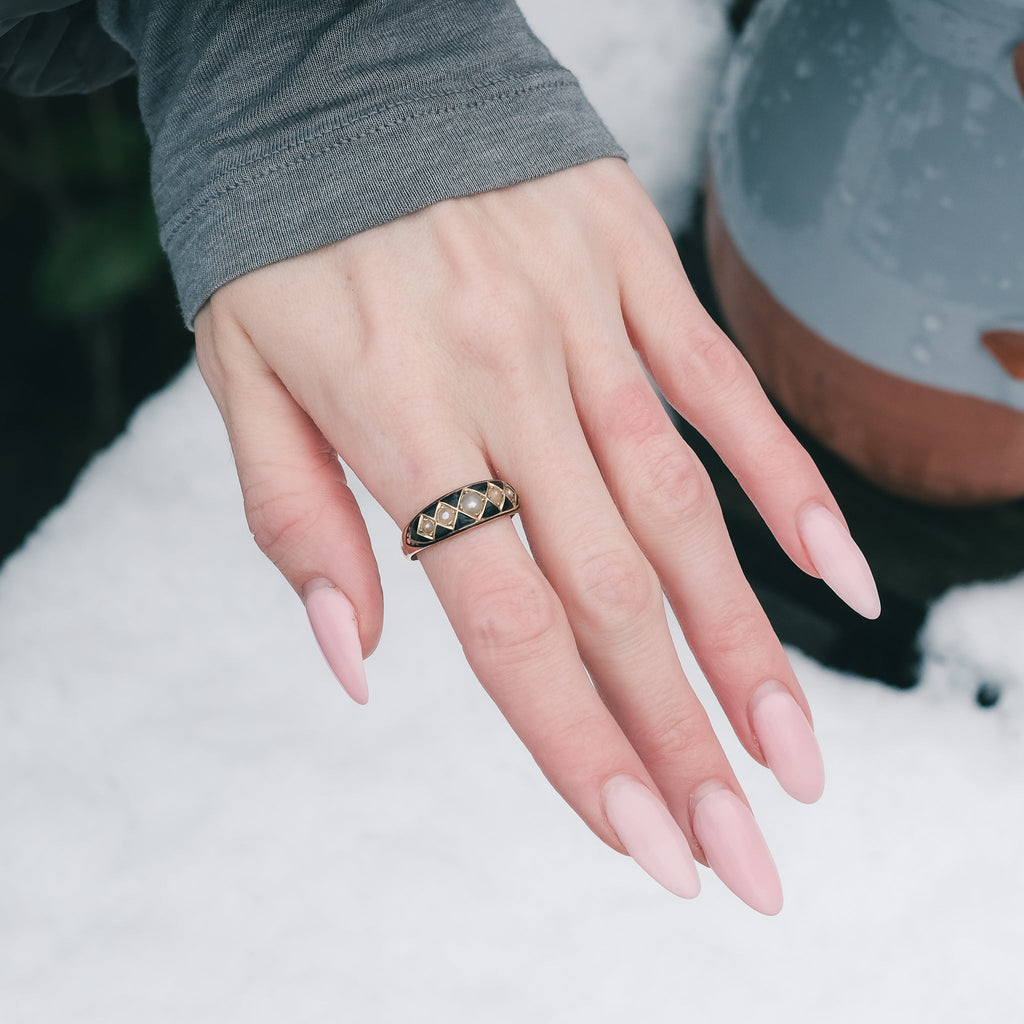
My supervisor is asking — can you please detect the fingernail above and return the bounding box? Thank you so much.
[691,785,783,915]
[302,579,369,705]
[602,775,700,899]
[797,504,881,619]
[750,681,825,804]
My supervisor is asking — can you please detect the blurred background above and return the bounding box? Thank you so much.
[3,6,1021,698]
[0,77,192,567]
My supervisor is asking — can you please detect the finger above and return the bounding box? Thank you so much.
[249,283,705,900]
[420,520,702,901]
[195,311,383,704]
[568,340,824,804]
[611,204,880,619]
[329,425,697,901]
[485,370,783,913]
[496,386,730,800]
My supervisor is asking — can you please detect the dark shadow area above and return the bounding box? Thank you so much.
[728,0,762,34]
[0,78,194,567]
[676,191,1024,690]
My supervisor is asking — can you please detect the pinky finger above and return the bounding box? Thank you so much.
[617,249,880,619]
[196,315,384,704]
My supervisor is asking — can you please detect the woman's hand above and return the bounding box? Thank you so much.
[195,158,878,914]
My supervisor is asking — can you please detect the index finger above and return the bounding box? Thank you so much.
[613,190,880,620]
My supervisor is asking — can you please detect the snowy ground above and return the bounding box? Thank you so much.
[3,2,1023,1021]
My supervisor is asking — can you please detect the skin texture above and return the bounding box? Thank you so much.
[195,158,850,892]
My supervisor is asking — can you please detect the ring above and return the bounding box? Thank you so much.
[402,480,520,559]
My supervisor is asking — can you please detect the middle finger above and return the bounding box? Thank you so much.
[488,361,784,913]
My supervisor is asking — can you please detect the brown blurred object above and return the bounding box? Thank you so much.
[983,330,1024,382]
[705,186,1024,506]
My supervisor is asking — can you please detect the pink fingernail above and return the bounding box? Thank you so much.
[302,579,369,705]
[691,785,783,915]
[750,681,825,804]
[797,504,881,619]
[602,776,700,899]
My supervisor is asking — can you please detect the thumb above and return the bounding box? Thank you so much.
[196,316,384,705]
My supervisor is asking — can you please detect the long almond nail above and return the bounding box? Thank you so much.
[750,681,825,804]
[797,504,881,619]
[602,776,700,899]
[302,579,369,705]
[691,785,783,915]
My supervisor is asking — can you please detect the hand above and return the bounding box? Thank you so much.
[195,158,879,913]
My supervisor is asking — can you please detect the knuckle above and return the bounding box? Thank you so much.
[640,703,714,774]
[243,481,323,564]
[682,325,750,397]
[745,426,810,486]
[463,571,563,663]
[540,708,614,768]
[702,610,764,665]
[634,438,712,523]
[571,545,659,629]
[598,383,711,519]
[599,380,666,446]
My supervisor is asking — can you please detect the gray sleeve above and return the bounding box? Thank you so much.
[92,0,626,326]
[0,2,133,95]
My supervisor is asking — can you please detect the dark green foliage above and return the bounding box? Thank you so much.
[1,79,192,565]
[34,198,163,322]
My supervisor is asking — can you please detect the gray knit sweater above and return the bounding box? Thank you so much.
[1,1,624,324]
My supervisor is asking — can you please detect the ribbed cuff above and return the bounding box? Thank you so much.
[162,69,624,325]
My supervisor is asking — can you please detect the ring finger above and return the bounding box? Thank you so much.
[478,362,785,914]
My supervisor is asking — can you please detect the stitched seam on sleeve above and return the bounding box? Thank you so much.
[189,70,571,176]
[161,77,581,246]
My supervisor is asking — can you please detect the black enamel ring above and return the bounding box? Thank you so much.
[402,480,520,559]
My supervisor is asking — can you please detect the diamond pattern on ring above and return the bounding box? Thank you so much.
[434,502,458,529]
[458,488,487,521]
[406,480,519,555]
[485,482,506,509]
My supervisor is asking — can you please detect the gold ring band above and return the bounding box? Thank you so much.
[402,480,520,559]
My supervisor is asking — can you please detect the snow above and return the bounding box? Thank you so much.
[519,0,731,235]
[920,574,1024,711]
[2,2,1022,1020]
